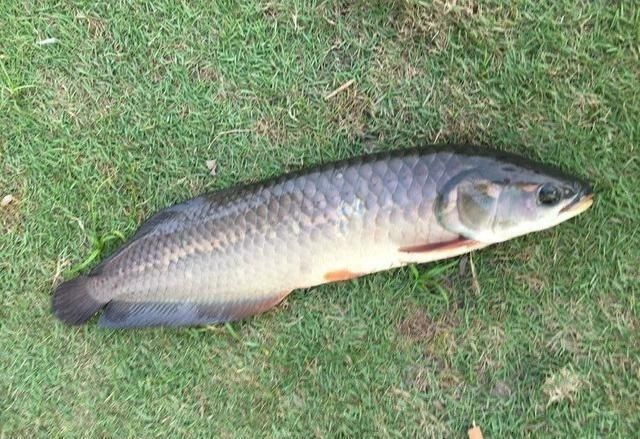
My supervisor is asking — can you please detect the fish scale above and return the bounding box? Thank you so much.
[52,145,593,328]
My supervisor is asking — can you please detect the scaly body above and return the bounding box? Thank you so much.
[53,145,593,328]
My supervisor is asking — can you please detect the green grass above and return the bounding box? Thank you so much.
[1,0,639,436]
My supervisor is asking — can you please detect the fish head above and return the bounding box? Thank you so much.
[436,154,593,243]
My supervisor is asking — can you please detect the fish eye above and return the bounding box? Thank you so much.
[537,183,561,206]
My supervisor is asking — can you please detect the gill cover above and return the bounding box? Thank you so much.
[435,169,501,243]
[435,164,589,244]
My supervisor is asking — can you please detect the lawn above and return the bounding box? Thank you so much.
[1,0,638,437]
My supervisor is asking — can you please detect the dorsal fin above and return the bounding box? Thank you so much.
[129,208,183,241]
[89,196,208,276]
[129,196,208,241]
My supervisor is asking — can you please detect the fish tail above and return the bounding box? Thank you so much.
[52,276,104,325]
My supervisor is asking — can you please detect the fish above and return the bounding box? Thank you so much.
[52,144,594,328]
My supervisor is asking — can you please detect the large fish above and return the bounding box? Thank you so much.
[53,145,593,328]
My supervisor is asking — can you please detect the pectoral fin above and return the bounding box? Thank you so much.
[398,236,486,262]
[399,236,479,253]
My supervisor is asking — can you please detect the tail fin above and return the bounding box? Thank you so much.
[52,276,104,325]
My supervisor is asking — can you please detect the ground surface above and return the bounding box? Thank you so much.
[1,1,638,437]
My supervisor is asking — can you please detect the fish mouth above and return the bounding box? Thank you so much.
[559,184,594,216]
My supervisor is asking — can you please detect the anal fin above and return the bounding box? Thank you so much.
[99,291,291,328]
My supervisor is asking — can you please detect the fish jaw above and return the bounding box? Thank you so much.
[559,192,594,218]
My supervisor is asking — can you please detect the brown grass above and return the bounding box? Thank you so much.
[75,12,107,39]
[191,65,220,83]
[1,165,25,234]
[39,72,114,128]
[393,1,486,49]
[543,366,588,407]
[254,116,290,145]
[326,85,372,141]
[398,308,439,342]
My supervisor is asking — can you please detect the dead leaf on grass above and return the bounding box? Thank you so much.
[206,160,217,177]
[1,194,14,207]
